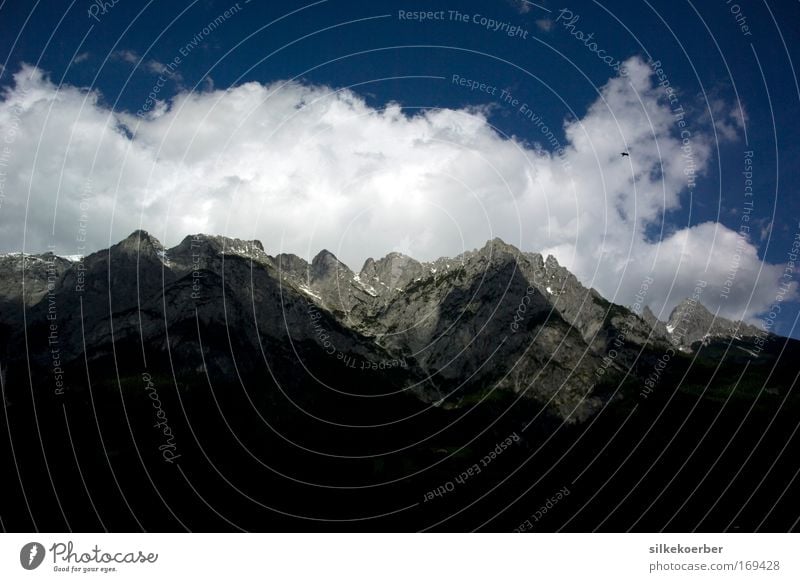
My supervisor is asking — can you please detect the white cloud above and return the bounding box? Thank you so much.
[0,59,794,323]
[72,52,91,65]
[112,50,183,84]
[703,97,747,143]
[113,49,140,64]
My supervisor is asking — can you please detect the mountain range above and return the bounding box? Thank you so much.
[0,231,797,532]
[0,231,767,416]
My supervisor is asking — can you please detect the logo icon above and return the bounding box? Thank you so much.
[20,542,45,570]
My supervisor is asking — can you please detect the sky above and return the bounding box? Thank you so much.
[0,0,799,337]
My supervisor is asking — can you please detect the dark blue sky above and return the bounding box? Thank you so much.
[1,0,799,335]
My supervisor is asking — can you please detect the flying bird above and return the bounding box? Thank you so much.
[620,152,630,157]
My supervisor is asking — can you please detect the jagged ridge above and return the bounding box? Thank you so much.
[0,231,775,423]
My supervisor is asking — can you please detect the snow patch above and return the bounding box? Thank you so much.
[222,243,264,260]
[156,249,171,266]
[351,277,379,297]
[298,284,322,300]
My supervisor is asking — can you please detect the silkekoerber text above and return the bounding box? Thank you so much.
[650,544,722,554]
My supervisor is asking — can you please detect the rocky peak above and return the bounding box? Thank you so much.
[416,238,521,278]
[473,237,523,265]
[533,254,582,295]
[482,237,520,255]
[359,251,424,293]
[539,254,585,290]
[667,297,762,347]
[163,233,268,275]
[172,233,264,257]
[544,254,560,269]
[360,257,376,273]
[310,249,352,283]
[524,251,546,270]
[275,253,310,280]
[114,229,165,257]
[668,297,713,324]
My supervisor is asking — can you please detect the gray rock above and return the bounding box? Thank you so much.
[666,297,762,348]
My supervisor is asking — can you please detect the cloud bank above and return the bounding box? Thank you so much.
[0,57,793,322]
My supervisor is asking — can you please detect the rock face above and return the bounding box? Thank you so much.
[359,252,426,297]
[0,252,73,306]
[666,297,762,348]
[0,232,772,423]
